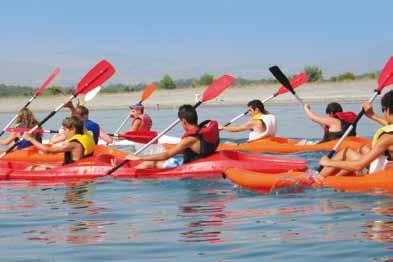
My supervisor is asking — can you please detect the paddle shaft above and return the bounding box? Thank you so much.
[0,95,75,158]
[317,90,380,171]
[108,101,202,175]
[114,114,130,135]
[223,94,275,126]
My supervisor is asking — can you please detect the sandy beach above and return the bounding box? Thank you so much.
[0,79,380,113]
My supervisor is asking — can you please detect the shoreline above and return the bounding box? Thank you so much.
[0,79,379,113]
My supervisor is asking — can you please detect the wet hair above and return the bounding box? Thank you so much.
[15,108,39,128]
[178,104,198,125]
[247,99,267,114]
[381,90,393,113]
[325,102,343,115]
[62,116,84,135]
[74,105,89,118]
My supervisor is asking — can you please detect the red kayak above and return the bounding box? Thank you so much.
[0,151,307,181]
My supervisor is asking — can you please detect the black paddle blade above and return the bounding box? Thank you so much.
[269,66,295,94]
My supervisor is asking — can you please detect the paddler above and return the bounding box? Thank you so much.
[128,102,153,132]
[23,116,95,170]
[303,102,357,142]
[319,90,393,176]
[219,99,277,144]
[0,108,42,149]
[49,102,112,145]
[124,104,219,169]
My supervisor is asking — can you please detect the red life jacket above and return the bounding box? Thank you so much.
[132,114,152,132]
[322,111,357,141]
[181,120,220,163]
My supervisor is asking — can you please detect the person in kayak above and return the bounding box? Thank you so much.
[23,116,96,170]
[219,99,276,144]
[49,102,112,145]
[303,102,357,142]
[319,90,393,177]
[0,108,42,149]
[129,102,153,132]
[124,104,219,169]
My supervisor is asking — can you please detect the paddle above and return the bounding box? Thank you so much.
[269,66,305,106]
[113,83,157,135]
[316,56,393,171]
[223,72,308,126]
[107,74,236,175]
[0,60,115,158]
[0,68,61,137]
[83,85,102,104]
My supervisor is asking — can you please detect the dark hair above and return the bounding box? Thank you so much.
[74,105,89,118]
[325,102,343,115]
[381,90,393,113]
[62,116,84,135]
[247,99,266,114]
[178,104,198,125]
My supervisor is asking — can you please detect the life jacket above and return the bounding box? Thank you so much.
[84,119,100,144]
[64,131,95,164]
[322,112,357,142]
[15,124,42,150]
[181,120,220,163]
[248,113,277,141]
[132,114,152,132]
[369,125,393,173]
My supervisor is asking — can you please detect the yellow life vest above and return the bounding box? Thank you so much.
[372,124,393,147]
[66,131,95,156]
[251,113,262,120]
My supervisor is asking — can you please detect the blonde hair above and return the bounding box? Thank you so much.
[15,108,39,128]
[62,116,84,135]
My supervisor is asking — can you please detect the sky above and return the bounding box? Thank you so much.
[0,0,392,86]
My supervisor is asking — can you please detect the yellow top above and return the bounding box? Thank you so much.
[372,124,393,147]
[66,131,95,156]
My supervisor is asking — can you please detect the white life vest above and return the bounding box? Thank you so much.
[248,113,277,141]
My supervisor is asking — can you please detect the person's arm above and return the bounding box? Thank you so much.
[126,137,196,161]
[220,120,256,132]
[130,119,141,132]
[319,135,391,172]
[48,133,66,145]
[99,128,113,144]
[304,104,336,126]
[0,132,18,145]
[64,99,77,114]
[23,133,74,153]
[363,102,388,126]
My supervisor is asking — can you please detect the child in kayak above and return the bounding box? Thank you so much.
[0,108,42,149]
[124,104,219,169]
[303,102,357,143]
[23,116,96,170]
[49,103,112,145]
[219,99,276,144]
[319,90,393,176]
[129,102,153,132]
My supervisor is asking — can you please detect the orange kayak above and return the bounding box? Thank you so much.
[224,167,393,193]
[1,145,128,163]
[218,136,370,154]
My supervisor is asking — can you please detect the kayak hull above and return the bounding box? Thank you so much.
[224,167,393,193]
[0,151,307,181]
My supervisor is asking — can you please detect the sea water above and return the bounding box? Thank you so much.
[1,103,392,261]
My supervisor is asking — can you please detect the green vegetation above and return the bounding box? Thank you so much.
[304,65,323,82]
[0,69,381,97]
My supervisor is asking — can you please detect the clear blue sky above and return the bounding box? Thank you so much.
[0,0,392,86]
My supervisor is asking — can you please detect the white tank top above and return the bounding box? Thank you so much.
[248,114,277,141]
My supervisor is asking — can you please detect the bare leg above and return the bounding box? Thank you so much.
[320,148,364,177]
[223,141,238,146]
[135,160,166,169]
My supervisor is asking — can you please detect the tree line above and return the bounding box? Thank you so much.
[0,67,379,97]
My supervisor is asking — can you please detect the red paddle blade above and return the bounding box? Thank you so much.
[34,67,61,96]
[140,83,156,102]
[120,131,158,144]
[75,60,116,95]
[275,72,309,96]
[378,56,393,91]
[6,127,45,134]
[201,75,236,102]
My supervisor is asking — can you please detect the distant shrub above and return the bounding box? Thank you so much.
[159,75,176,89]
[304,65,323,82]
[198,73,214,86]
[336,72,355,81]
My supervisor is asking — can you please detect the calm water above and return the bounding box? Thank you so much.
[1,103,393,261]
